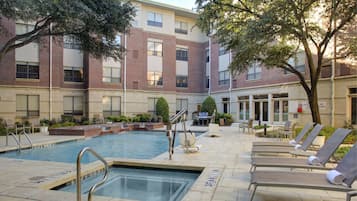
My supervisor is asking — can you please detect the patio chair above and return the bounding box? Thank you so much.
[179,130,201,153]
[207,123,221,137]
[251,124,323,156]
[249,141,357,201]
[239,119,253,134]
[252,123,313,147]
[250,128,351,172]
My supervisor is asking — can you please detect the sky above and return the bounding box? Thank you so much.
[152,0,197,10]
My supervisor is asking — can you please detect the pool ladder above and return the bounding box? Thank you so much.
[6,125,33,151]
[76,147,109,201]
[167,109,187,160]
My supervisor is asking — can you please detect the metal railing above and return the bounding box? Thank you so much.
[167,109,187,160]
[76,147,109,201]
[5,125,33,150]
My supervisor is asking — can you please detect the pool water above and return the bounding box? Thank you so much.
[56,166,200,201]
[0,131,173,163]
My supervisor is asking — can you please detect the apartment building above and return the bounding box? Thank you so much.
[0,0,355,128]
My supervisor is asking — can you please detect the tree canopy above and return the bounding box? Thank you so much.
[0,0,135,61]
[196,0,357,123]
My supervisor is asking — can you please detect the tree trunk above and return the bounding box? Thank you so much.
[308,87,321,124]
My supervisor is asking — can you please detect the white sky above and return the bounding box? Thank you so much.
[152,0,197,10]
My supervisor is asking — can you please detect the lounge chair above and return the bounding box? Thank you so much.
[207,123,221,137]
[252,123,313,147]
[251,124,323,156]
[179,131,201,153]
[249,141,357,201]
[250,128,351,172]
[239,119,253,134]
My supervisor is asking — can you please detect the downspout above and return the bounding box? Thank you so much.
[229,49,232,113]
[331,0,336,126]
[49,23,53,120]
[123,33,127,116]
[208,37,212,96]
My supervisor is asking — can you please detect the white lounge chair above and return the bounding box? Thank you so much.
[207,123,221,137]
[179,131,201,153]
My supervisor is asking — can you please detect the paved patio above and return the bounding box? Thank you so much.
[0,124,352,201]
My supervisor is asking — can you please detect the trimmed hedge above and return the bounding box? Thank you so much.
[201,96,217,116]
[156,97,169,123]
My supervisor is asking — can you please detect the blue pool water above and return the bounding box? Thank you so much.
[0,131,173,163]
[56,166,200,201]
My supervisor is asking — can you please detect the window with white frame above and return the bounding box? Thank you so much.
[16,62,39,79]
[147,71,163,86]
[285,51,305,74]
[148,97,159,115]
[147,40,163,56]
[238,96,249,120]
[63,35,81,49]
[102,96,121,118]
[64,66,83,82]
[219,46,228,56]
[176,75,188,88]
[16,95,39,117]
[103,65,121,83]
[272,93,289,122]
[219,70,229,85]
[247,61,262,80]
[147,12,163,27]
[15,23,37,42]
[63,96,83,115]
[176,48,188,61]
[175,21,188,34]
[176,99,188,113]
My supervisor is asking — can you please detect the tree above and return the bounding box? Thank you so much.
[156,97,169,123]
[201,96,217,116]
[0,0,135,61]
[196,0,357,124]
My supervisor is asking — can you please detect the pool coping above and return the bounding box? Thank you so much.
[40,157,224,201]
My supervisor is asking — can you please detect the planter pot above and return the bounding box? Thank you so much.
[40,126,48,134]
[313,135,326,147]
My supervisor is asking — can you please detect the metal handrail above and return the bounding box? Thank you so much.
[76,147,109,201]
[8,132,21,151]
[20,130,33,148]
[167,109,187,160]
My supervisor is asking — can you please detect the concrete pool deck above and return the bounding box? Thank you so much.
[0,125,352,201]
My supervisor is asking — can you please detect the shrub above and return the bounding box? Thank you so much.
[253,125,271,130]
[201,96,217,116]
[40,119,50,126]
[214,113,233,125]
[156,97,169,123]
[334,146,351,161]
[132,113,152,122]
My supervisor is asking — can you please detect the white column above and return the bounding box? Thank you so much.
[249,95,253,120]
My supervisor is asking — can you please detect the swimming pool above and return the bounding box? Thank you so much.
[55,166,200,201]
[0,131,174,163]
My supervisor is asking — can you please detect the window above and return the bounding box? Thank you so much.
[222,98,230,113]
[282,100,289,121]
[175,21,188,34]
[350,88,357,124]
[176,76,188,88]
[64,67,83,82]
[206,76,210,88]
[238,96,249,120]
[147,41,163,56]
[247,61,262,80]
[63,96,83,115]
[285,51,305,74]
[103,66,121,83]
[16,62,39,79]
[148,97,159,115]
[16,23,36,42]
[219,46,228,56]
[147,12,162,27]
[176,99,188,113]
[147,72,163,86]
[219,70,229,85]
[16,95,39,117]
[176,48,188,61]
[103,96,121,118]
[63,35,81,49]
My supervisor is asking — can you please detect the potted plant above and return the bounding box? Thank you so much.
[40,119,49,134]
